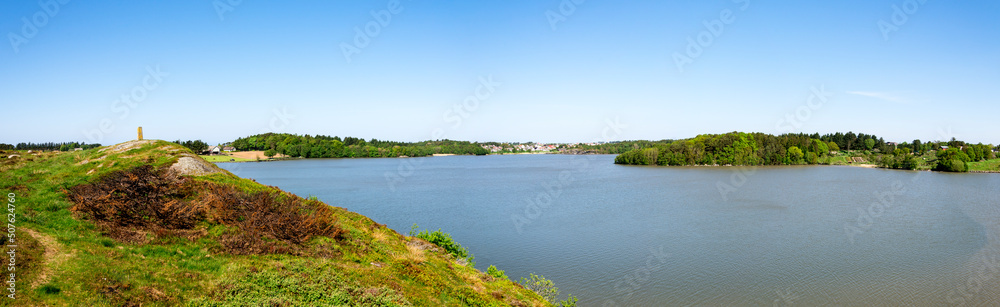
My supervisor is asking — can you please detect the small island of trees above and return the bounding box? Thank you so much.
[613,132,998,173]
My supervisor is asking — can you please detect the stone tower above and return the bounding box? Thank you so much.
[138,127,143,140]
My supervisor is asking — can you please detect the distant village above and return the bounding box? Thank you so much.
[479,142,607,153]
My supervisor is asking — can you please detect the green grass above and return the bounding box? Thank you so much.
[819,155,849,165]
[198,155,256,162]
[0,140,549,306]
[968,158,1000,172]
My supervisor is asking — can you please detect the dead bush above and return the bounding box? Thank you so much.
[67,165,343,255]
[200,184,342,254]
[67,165,203,229]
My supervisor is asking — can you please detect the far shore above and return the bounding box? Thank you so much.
[201,151,1000,173]
[487,152,553,155]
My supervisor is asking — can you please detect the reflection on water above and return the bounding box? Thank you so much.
[219,155,1000,306]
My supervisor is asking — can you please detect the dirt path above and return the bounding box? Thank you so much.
[22,228,74,288]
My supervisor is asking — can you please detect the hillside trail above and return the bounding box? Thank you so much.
[22,228,74,288]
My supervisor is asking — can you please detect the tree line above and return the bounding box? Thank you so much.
[614,132,842,166]
[872,139,995,172]
[614,132,997,172]
[171,140,209,153]
[0,142,102,151]
[230,133,489,158]
[559,140,674,154]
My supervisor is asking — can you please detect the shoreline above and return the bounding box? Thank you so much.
[210,151,562,162]
[206,153,1000,173]
[487,152,554,155]
[616,162,1000,173]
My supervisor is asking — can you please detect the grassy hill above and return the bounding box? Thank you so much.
[0,140,552,306]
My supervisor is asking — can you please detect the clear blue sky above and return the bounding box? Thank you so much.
[2,0,998,145]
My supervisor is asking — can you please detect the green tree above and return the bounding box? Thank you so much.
[409,224,474,266]
[263,149,277,159]
[787,146,804,163]
[900,155,918,170]
[519,273,578,307]
[284,145,299,157]
[864,138,876,150]
[726,132,760,165]
[935,148,970,172]
[486,265,508,280]
[937,159,968,172]
[828,141,840,152]
[812,139,829,156]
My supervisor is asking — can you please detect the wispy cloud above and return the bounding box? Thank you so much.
[846,91,906,104]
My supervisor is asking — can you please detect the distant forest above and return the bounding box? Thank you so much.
[613,131,998,172]
[0,142,102,151]
[5,131,996,172]
[171,140,209,153]
[230,133,489,158]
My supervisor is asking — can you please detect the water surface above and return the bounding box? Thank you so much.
[218,155,1000,306]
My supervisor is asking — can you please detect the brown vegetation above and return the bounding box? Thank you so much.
[201,183,342,254]
[66,164,342,254]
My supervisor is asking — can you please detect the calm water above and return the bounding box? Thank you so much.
[218,155,1000,306]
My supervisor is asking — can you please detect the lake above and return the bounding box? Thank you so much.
[218,154,1000,306]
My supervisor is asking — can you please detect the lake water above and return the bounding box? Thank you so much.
[218,154,1000,306]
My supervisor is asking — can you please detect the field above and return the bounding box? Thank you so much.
[198,151,289,162]
[198,154,255,162]
[968,158,1000,172]
[820,155,849,165]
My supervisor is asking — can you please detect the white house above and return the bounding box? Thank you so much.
[203,146,221,155]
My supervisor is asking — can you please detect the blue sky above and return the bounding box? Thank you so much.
[2,0,998,145]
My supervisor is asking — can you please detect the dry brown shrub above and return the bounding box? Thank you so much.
[67,165,204,230]
[199,184,343,254]
[67,165,343,255]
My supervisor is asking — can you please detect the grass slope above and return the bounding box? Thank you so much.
[968,158,1000,172]
[0,140,548,306]
[197,155,256,163]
